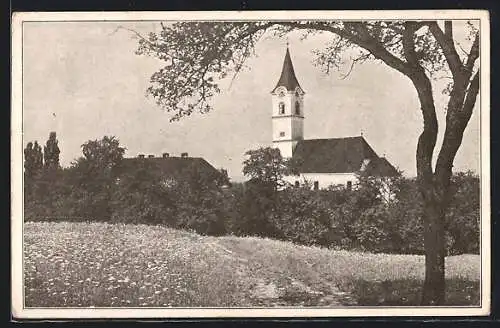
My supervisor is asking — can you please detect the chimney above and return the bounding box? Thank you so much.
[181,152,188,158]
[162,153,170,158]
[148,154,154,158]
[138,154,145,159]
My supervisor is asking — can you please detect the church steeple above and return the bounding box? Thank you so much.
[271,45,305,158]
[271,46,304,94]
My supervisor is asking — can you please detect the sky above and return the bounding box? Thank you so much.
[22,21,480,182]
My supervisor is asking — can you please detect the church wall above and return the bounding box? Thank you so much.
[283,172,358,190]
[272,117,293,157]
[272,117,293,142]
[273,141,294,158]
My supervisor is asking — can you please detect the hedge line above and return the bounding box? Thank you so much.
[24,168,479,255]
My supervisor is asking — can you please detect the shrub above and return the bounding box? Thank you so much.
[230,180,279,238]
[172,183,229,236]
[24,168,74,220]
[271,186,332,246]
[445,171,480,255]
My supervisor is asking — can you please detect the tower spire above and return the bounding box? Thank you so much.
[271,46,303,93]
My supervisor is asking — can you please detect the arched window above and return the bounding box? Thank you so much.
[295,101,300,115]
[279,102,285,114]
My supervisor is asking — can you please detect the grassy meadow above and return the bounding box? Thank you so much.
[24,221,480,307]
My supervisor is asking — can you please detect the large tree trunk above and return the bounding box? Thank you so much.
[409,66,448,305]
[416,72,479,305]
[420,182,447,305]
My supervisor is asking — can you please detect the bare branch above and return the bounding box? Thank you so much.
[340,52,370,79]
[228,26,269,89]
[109,25,153,46]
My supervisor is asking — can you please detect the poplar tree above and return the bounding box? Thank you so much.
[43,131,60,170]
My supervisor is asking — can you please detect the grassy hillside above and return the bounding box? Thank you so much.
[24,221,481,307]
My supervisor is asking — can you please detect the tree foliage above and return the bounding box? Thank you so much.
[243,147,286,189]
[43,132,61,170]
[24,134,69,220]
[24,141,44,179]
[242,147,299,191]
[78,136,126,172]
[66,136,126,220]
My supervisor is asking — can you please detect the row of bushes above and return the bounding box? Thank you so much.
[228,172,479,255]
[24,166,480,255]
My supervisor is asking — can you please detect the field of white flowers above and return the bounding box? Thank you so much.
[24,221,481,307]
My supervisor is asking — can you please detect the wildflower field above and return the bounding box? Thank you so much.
[24,221,481,307]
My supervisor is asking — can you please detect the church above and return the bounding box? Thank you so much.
[270,47,399,190]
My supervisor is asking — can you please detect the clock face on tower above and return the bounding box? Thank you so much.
[276,87,286,97]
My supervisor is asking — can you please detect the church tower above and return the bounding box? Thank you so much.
[271,46,305,158]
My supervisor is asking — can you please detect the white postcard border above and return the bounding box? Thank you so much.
[11,10,491,319]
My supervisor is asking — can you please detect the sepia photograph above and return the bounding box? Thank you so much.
[11,10,490,318]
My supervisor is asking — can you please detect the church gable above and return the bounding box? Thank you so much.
[360,157,400,177]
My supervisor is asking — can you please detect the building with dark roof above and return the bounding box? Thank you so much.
[113,152,229,187]
[270,47,399,190]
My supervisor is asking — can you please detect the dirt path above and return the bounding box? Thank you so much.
[206,240,355,306]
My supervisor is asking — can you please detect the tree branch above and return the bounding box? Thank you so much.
[428,21,463,79]
[462,70,480,119]
[464,33,480,77]
[347,22,410,74]
[402,21,420,65]
[444,21,453,39]
[340,52,371,80]
[434,69,480,186]
[110,25,154,46]
[400,21,438,183]
[277,21,410,75]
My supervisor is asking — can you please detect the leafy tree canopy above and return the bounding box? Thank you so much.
[242,147,299,190]
[74,136,126,172]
